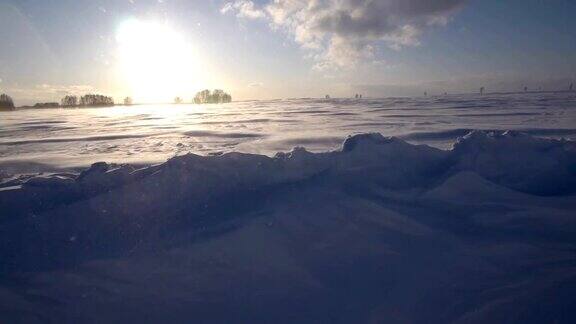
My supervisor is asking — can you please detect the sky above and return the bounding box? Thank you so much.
[0,0,575,105]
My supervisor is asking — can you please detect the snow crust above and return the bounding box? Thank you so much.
[1,131,576,323]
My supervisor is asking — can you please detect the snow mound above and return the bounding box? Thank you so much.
[451,130,576,195]
[1,131,576,323]
[1,131,575,222]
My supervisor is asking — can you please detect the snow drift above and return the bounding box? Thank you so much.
[1,131,576,323]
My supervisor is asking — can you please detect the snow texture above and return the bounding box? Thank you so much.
[1,130,576,323]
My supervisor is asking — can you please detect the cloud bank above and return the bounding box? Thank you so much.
[222,0,466,69]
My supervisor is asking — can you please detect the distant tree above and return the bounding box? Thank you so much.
[570,82,573,91]
[0,94,15,110]
[60,94,113,107]
[61,95,79,107]
[212,89,224,103]
[194,89,210,104]
[124,97,133,105]
[174,97,183,104]
[79,94,114,106]
[480,87,485,95]
[193,89,232,104]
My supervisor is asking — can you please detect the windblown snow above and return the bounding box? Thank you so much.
[1,130,576,323]
[1,92,575,172]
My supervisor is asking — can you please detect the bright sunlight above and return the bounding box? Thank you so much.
[115,19,204,103]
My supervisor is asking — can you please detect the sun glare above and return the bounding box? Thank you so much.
[116,19,204,103]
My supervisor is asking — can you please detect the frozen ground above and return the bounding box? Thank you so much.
[1,93,576,323]
[1,92,575,173]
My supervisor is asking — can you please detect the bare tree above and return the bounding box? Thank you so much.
[222,93,232,103]
[61,95,79,107]
[194,89,210,104]
[193,89,232,104]
[79,94,114,106]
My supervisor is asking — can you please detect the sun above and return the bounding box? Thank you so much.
[115,19,205,103]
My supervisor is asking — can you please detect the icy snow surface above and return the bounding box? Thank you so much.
[1,92,575,173]
[1,92,576,323]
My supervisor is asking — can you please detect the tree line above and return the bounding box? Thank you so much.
[1,89,232,110]
[61,94,114,107]
[193,89,232,104]
[34,102,59,108]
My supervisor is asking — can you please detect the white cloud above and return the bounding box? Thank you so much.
[221,0,266,19]
[222,0,465,69]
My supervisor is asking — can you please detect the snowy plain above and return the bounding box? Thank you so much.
[1,92,575,173]
[1,92,576,323]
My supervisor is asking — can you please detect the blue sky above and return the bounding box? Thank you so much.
[1,0,575,105]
